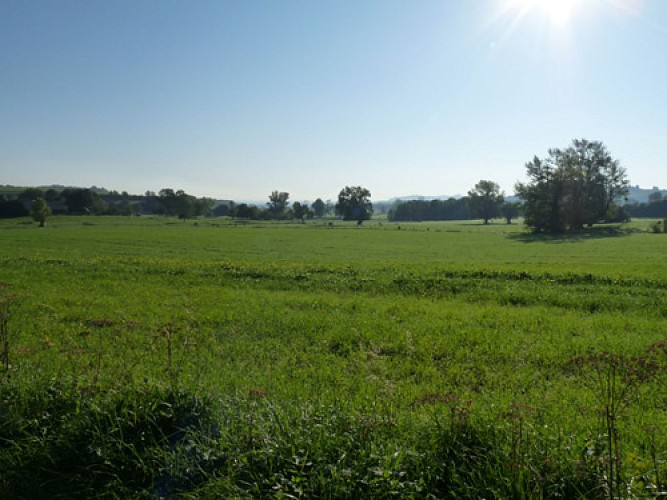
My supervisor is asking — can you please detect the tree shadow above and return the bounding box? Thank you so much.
[507,225,637,244]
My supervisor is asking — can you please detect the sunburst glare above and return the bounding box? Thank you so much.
[506,0,584,26]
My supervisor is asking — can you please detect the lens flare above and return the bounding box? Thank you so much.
[504,0,584,27]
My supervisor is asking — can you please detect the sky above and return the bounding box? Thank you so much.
[1,0,665,202]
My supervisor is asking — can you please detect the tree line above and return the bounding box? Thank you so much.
[231,186,373,223]
[0,188,214,219]
[0,185,375,226]
[2,139,664,233]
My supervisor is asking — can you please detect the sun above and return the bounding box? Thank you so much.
[539,0,583,25]
[504,0,585,27]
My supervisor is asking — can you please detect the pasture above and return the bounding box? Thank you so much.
[1,216,666,498]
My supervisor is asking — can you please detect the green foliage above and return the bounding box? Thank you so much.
[336,185,373,222]
[291,201,313,221]
[0,293,17,377]
[0,217,666,496]
[17,187,45,204]
[388,197,469,222]
[157,188,204,219]
[649,220,665,233]
[30,197,51,227]
[0,196,28,218]
[627,199,667,218]
[467,179,504,224]
[501,201,521,224]
[232,202,260,219]
[267,190,290,219]
[517,139,629,233]
[0,381,217,497]
[311,197,326,217]
[61,187,107,215]
[569,351,661,498]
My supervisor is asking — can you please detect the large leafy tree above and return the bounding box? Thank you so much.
[467,180,504,224]
[515,139,629,233]
[336,186,373,222]
[267,191,290,219]
[311,198,326,218]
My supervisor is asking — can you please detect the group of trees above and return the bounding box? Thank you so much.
[624,192,667,218]
[388,184,520,225]
[0,185,371,224]
[230,186,373,223]
[0,187,108,221]
[388,198,469,222]
[155,189,215,219]
[516,140,629,232]
[1,139,652,233]
[228,191,315,221]
[0,187,218,222]
[466,181,522,225]
[391,139,633,233]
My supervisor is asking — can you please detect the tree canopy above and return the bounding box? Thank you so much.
[501,201,521,225]
[61,188,106,215]
[467,180,504,224]
[291,201,313,222]
[311,198,326,218]
[388,198,469,222]
[0,195,28,218]
[267,191,290,219]
[336,186,373,222]
[30,198,51,227]
[516,139,629,233]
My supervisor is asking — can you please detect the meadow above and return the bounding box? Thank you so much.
[1,216,666,498]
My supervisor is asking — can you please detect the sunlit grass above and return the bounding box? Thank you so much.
[0,215,666,496]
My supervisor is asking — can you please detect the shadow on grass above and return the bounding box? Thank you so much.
[507,225,637,243]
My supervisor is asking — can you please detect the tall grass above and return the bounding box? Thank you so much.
[0,216,666,496]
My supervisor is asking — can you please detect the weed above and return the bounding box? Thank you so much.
[570,350,660,498]
[0,292,18,379]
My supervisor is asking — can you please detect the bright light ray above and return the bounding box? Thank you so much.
[505,0,584,27]
[484,0,650,55]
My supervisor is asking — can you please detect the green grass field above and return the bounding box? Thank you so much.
[1,216,666,498]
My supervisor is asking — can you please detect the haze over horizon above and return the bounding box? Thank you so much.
[2,0,665,202]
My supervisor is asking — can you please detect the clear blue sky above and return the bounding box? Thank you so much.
[1,0,665,202]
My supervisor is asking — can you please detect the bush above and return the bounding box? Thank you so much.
[649,221,664,233]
